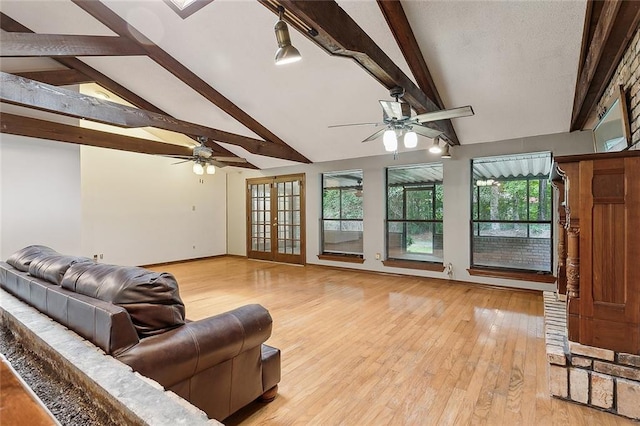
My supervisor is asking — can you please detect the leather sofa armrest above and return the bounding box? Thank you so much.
[115,304,272,388]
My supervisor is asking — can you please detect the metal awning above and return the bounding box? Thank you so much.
[473,152,551,180]
[388,163,443,185]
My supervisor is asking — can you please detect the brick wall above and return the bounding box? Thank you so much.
[596,26,640,149]
[473,236,551,271]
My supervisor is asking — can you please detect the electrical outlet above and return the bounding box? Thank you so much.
[99,254,103,260]
[375,253,381,260]
[93,254,98,262]
[445,262,454,279]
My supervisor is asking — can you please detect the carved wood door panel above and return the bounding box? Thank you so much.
[579,157,640,353]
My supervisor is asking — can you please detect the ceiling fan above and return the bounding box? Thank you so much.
[168,136,248,175]
[329,86,474,152]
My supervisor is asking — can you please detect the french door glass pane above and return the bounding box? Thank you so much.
[275,181,301,255]
[250,183,271,254]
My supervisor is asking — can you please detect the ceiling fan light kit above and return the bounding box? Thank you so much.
[383,129,398,152]
[166,136,247,174]
[192,162,204,175]
[274,6,301,66]
[329,86,473,154]
[403,131,418,148]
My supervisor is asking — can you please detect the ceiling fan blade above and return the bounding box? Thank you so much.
[171,159,191,165]
[379,100,406,120]
[414,106,474,123]
[412,125,443,139]
[210,160,227,168]
[328,122,381,128]
[361,127,388,143]
[211,156,247,163]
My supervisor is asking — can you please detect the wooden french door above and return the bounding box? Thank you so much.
[246,174,305,265]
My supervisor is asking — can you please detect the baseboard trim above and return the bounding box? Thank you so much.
[140,254,228,269]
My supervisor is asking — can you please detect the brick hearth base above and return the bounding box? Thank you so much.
[543,292,640,420]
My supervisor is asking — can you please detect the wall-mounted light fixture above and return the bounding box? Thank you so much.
[274,6,301,65]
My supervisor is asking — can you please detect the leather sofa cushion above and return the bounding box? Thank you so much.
[61,262,185,337]
[28,254,93,285]
[6,245,59,272]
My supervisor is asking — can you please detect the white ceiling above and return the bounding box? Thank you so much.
[0,0,587,169]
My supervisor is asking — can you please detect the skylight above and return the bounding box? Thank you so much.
[169,0,197,10]
[165,0,212,19]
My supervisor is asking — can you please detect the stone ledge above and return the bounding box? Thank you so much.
[569,342,615,362]
[542,291,640,421]
[594,361,640,381]
[0,289,220,426]
[618,353,640,368]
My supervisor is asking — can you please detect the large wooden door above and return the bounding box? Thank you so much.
[578,156,640,353]
[246,174,305,265]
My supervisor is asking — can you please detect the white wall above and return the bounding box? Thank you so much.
[0,134,227,266]
[81,146,227,266]
[0,134,82,259]
[227,130,594,291]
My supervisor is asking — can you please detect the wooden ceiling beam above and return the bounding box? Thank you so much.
[0,112,193,157]
[571,0,640,130]
[1,72,301,162]
[71,0,311,163]
[376,0,444,110]
[262,0,459,145]
[0,12,257,168]
[14,69,93,86]
[0,33,147,57]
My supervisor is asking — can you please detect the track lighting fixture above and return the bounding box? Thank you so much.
[274,6,301,66]
[429,136,442,154]
[441,143,452,159]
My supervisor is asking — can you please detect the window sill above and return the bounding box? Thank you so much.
[317,254,365,264]
[382,259,445,272]
[467,267,556,283]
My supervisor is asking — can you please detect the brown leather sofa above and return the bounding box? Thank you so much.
[0,245,280,421]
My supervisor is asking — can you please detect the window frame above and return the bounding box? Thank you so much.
[469,165,554,275]
[320,171,364,261]
[384,165,444,268]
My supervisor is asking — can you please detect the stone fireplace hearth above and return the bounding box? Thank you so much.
[543,292,640,420]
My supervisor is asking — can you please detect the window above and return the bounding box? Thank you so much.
[471,152,553,273]
[386,163,443,264]
[164,0,213,19]
[321,170,363,258]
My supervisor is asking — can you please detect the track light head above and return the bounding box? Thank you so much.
[441,144,452,159]
[274,6,301,65]
[429,136,442,154]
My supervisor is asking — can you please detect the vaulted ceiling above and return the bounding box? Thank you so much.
[1,1,638,170]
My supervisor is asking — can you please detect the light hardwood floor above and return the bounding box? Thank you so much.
[150,257,634,426]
